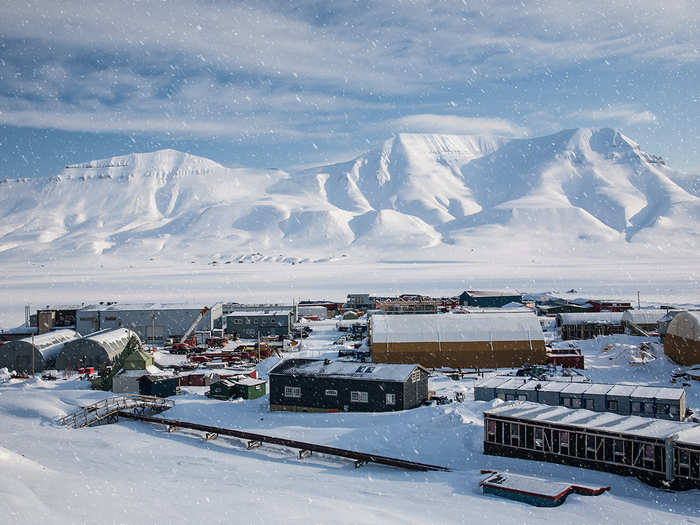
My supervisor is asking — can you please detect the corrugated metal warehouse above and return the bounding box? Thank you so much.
[370,313,546,369]
[76,303,222,344]
[0,329,80,372]
[55,328,139,371]
[474,377,687,420]
[557,312,624,340]
[665,312,700,366]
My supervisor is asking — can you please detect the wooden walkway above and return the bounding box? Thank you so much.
[117,411,450,472]
[56,395,174,429]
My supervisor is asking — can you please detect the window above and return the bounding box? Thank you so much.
[487,420,496,442]
[511,425,520,446]
[644,444,655,461]
[325,389,338,396]
[234,319,242,324]
[534,428,543,449]
[505,394,514,401]
[410,369,420,383]
[679,450,690,468]
[571,398,582,409]
[586,435,596,453]
[613,440,625,462]
[385,393,396,405]
[562,398,571,407]
[284,386,301,398]
[104,316,117,321]
[255,385,261,390]
[497,393,505,401]
[517,395,527,401]
[351,391,368,403]
[644,403,654,413]
[560,431,570,447]
[632,402,641,412]
[608,400,618,411]
[585,399,594,410]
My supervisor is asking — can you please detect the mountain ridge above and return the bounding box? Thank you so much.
[0,128,698,262]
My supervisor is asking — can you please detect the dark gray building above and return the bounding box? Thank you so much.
[225,311,293,339]
[459,290,522,308]
[268,358,429,412]
[474,376,687,421]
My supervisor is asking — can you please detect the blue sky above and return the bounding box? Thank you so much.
[1,0,698,178]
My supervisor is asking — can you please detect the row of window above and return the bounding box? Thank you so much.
[283,386,395,405]
[496,393,678,416]
[230,318,286,325]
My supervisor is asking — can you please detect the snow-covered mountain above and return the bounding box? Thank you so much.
[1,128,698,263]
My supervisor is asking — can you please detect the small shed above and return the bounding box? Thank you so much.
[138,375,179,398]
[621,309,666,334]
[56,328,139,370]
[209,377,266,400]
[0,329,80,373]
[557,312,624,340]
[665,312,700,366]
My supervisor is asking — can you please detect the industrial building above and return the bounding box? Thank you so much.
[556,312,624,340]
[297,306,328,320]
[55,328,139,371]
[223,303,293,315]
[459,290,522,308]
[664,312,700,366]
[0,329,80,373]
[224,311,293,339]
[483,402,700,489]
[474,377,687,421]
[370,313,546,369]
[75,303,222,345]
[268,358,429,412]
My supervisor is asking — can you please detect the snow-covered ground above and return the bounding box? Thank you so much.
[1,320,698,524]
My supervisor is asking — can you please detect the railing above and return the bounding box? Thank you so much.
[56,394,174,429]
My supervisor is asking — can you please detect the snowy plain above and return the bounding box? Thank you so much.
[1,321,699,524]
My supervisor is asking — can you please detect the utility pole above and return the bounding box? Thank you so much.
[31,333,35,377]
[637,291,641,309]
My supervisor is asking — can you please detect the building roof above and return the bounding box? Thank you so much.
[269,358,424,382]
[475,378,685,401]
[225,311,291,317]
[371,313,544,344]
[621,309,667,325]
[463,290,521,298]
[79,302,218,312]
[83,328,135,345]
[484,401,697,439]
[557,312,623,325]
[16,329,80,350]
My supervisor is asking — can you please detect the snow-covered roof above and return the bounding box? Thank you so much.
[80,303,217,312]
[463,290,521,298]
[621,309,667,325]
[16,329,79,350]
[484,402,696,439]
[269,358,422,382]
[83,328,135,345]
[675,426,700,446]
[371,313,544,344]
[480,472,609,499]
[557,312,623,325]
[234,377,266,386]
[116,364,165,377]
[225,311,291,317]
[475,378,684,401]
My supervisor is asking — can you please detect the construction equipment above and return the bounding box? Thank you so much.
[170,306,210,353]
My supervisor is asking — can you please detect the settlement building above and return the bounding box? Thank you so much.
[621,309,667,334]
[56,328,139,371]
[557,312,624,340]
[665,312,700,366]
[225,311,293,339]
[370,313,546,369]
[268,358,429,412]
[474,377,687,421]
[459,290,522,308]
[483,401,700,488]
[0,329,80,373]
[209,377,266,400]
[75,303,223,345]
[112,349,160,394]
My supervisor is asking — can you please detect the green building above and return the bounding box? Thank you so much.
[123,349,153,370]
[138,375,179,398]
[209,378,266,400]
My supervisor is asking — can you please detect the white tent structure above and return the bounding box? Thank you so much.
[56,328,139,370]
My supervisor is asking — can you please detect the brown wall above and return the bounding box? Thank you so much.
[371,340,547,369]
[664,334,700,366]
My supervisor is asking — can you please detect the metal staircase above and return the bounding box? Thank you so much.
[56,394,174,429]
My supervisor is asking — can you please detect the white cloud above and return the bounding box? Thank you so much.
[569,106,658,125]
[383,114,528,137]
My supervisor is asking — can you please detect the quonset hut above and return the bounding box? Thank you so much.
[0,329,80,372]
[370,313,546,369]
[665,312,700,366]
[56,328,139,371]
